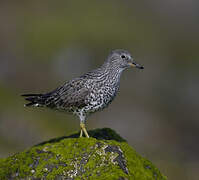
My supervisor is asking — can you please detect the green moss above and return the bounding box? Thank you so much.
[0,128,166,180]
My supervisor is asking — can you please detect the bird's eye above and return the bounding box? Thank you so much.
[121,55,126,59]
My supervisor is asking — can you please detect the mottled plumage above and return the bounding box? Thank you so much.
[22,49,144,137]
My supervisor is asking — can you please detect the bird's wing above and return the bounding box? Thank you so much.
[45,78,90,109]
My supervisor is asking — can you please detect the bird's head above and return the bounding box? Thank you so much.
[106,49,144,70]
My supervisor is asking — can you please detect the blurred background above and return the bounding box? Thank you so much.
[0,0,198,179]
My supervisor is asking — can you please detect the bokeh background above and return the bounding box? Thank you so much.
[0,0,199,179]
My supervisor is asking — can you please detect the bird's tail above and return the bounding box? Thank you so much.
[21,93,44,107]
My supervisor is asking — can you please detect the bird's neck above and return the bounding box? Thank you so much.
[100,63,124,86]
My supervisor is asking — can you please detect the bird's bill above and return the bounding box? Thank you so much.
[128,62,144,69]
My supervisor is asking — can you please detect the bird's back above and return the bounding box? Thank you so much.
[51,67,120,114]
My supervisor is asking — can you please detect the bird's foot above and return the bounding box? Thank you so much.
[80,129,83,137]
[80,123,89,138]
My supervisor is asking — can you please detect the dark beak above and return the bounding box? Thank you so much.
[128,62,144,69]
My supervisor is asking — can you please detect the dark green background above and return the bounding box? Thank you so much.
[0,1,198,179]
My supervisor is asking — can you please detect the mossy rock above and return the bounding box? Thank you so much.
[0,128,166,180]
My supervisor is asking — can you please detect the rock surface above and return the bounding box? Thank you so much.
[0,128,166,179]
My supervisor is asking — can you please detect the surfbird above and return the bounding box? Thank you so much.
[22,49,144,138]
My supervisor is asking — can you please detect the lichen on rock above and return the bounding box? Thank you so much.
[0,128,167,180]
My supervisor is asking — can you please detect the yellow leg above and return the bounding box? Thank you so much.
[80,123,89,138]
[80,129,83,137]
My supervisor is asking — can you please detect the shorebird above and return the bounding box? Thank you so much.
[22,49,144,138]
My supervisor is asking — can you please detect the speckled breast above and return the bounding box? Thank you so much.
[83,84,119,114]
